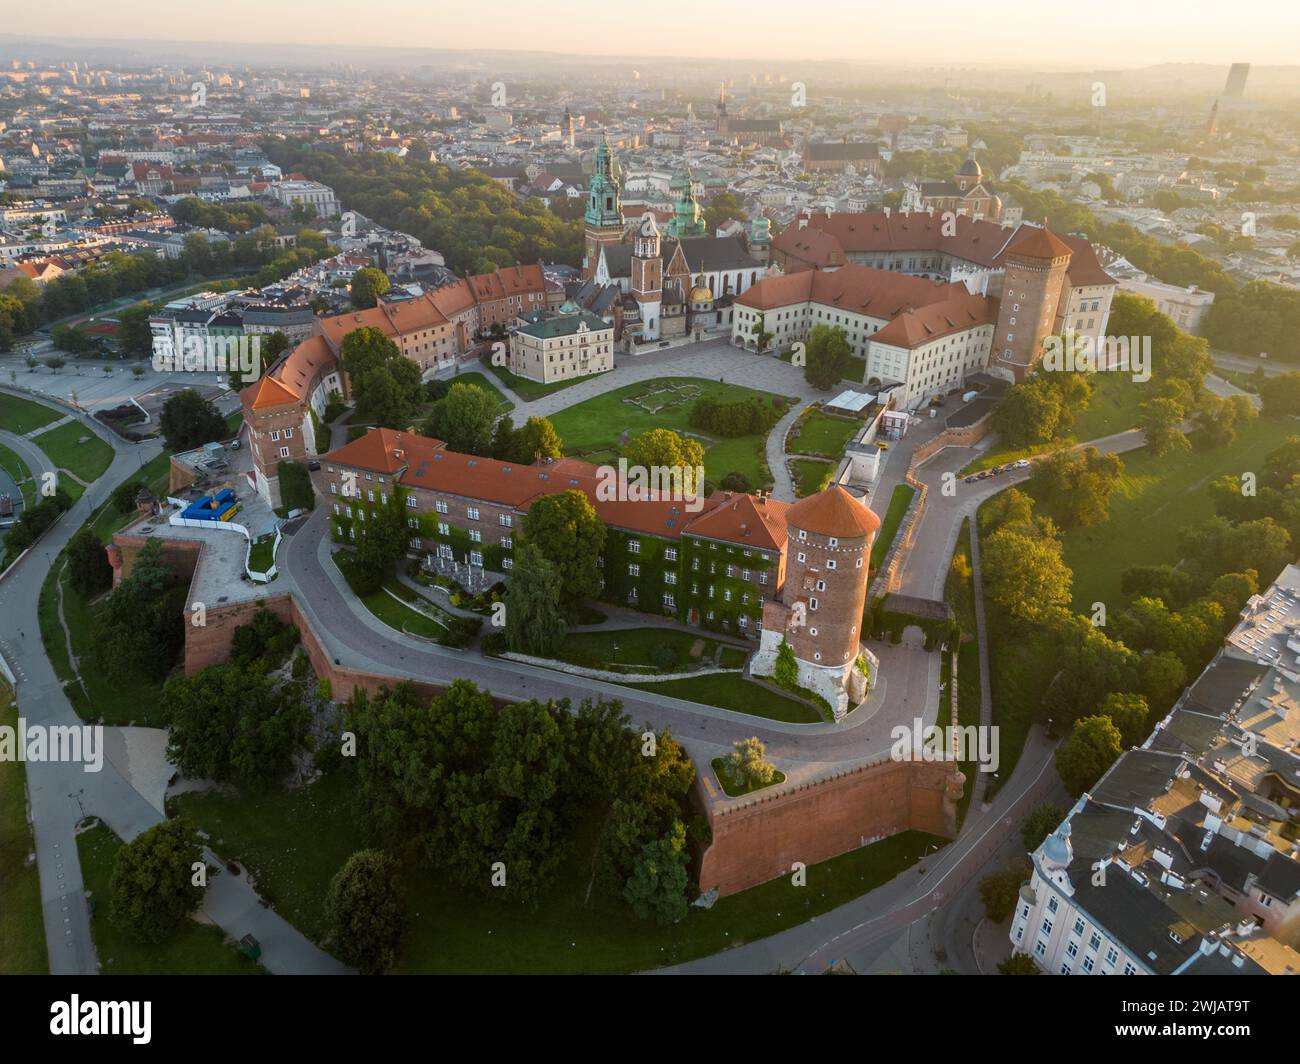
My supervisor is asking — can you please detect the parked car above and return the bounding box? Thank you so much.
[307,459,321,471]
[964,475,978,484]
[1013,459,1030,469]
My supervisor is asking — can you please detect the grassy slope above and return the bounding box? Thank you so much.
[77,822,262,975]
[0,686,48,973]
[0,392,61,435]
[554,627,733,671]
[792,458,834,497]
[624,671,821,724]
[869,483,916,570]
[788,410,860,457]
[173,773,942,974]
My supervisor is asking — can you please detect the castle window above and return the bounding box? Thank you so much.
[827,560,836,570]
[810,598,818,610]
[810,628,818,636]
[406,496,417,508]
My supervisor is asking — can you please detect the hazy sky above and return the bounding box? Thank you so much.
[7,0,1300,66]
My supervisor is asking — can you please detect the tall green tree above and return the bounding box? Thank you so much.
[340,326,422,429]
[1055,715,1123,796]
[504,543,567,657]
[66,527,112,597]
[522,489,606,615]
[159,389,228,452]
[425,381,498,455]
[109,819,206,944]
[350,266,391,309]
[323,849,406,975]
[803,324,852,390]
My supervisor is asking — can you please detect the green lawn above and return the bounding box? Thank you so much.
[31,421,115,484]
[942,522,983,827]
[332,551,447,639]
[624,671,821,724]
[0,441,35,509]
[711,758,786,797]
[0,392,61,435]
[486,360,606,402]
[963,372,1143,474]
[792,458,834,497]
[787,410,860,458]
[0,687,48,974]
[77,822,262,975]
[247,537,276,574]
[869,483,916,569]
[554,627,742,673]
[173,772,944,973]
[548,377,793,491]
[1039,415,1300,613]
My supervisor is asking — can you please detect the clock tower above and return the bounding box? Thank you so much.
[631,215,663,341]
[583,132,624,278]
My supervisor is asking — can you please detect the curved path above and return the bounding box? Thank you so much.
[0,387,347,975]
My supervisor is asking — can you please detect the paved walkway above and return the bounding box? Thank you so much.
[0,387,349,976]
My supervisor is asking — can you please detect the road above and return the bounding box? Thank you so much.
[0,387,348,975]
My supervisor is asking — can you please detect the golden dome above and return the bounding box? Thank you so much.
[689,285,713,303]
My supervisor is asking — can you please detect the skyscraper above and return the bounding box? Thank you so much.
[1223,63,1250,98]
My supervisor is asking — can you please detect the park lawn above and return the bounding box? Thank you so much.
[792,458,833,498]
[0,392,61,435]
[0,441,35,508]
[963,372,1144,474]
[624,671,821,724]
[548,377,792,490]
[788,410,860,458]
[31,421,114,484]
[76,822,262,975]
[554,627,739,672]
[0,686,48,974]
[711,758,786,797]
[1045,415,1299,613]
[487,361,606,402]
[332,551,447,639]
[869,483,916,570]
[173,771,944,973]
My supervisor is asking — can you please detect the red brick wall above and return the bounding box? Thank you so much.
[109,534,202,587]
[184,592,296,673]
[695,758,961,897]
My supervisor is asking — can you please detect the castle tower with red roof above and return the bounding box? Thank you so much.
[990,226,1072,382]
[751,484,881,718]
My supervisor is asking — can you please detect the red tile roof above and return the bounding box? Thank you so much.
[1006,226,1073,261]
[786,484,881,538]
[868,289,994,349]
[737,263,968,320]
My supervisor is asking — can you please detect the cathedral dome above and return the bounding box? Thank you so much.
[957,153,982,179]
[689,285,713,304]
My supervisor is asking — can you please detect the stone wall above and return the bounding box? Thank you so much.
[109,533,201,587]
[695,757,962,897]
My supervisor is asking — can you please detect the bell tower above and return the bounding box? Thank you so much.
[632,215,662,341]
[583,132,624,278]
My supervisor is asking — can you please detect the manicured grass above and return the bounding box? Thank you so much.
[869,483,916,569]
[792,457,834,497]
[30,421,114,484]
[553,627,740,673]
[711,758,786,797]
[0,441,35,509]
[0,686,48,974]
[1037,416,1299,613]
[332,551,447,639]
[787,410,860,458]
[486,360,607,402]
[445,370,515,413]
[0,392,61,435]
[548,377,793,490]
[173,772,944,973]
[77,821,262,975]
[624,671,821,724]
[247,537,275,574]
[963,372,1143,473]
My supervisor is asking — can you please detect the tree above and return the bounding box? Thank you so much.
[513,416,563,463]
[425,382,499,456]
[1140,651,1187,710]
[340,327,422,429]
[522,490,606,614]
[1096,691,1150,749]
[623,821,690,925]
[159,389,228,452]
[1138,396,1190,457]
[260,329,291,367]
[998,953,1041,975]
[991,376,1064,447]
[980,528,1072,627]
[726,736,777,788]
[1030,447,1123,527]
[1259,372,1300,417]
[323,849,406,975]
[66,528,112,598]
[1021,803,1065,852]
[278,460,315,512]
[1194,392,1243,449]
[1055,715,1123,796]
[622,429,705,497]
[351,493,411,593]
[504,543,567,657]
[803,324,852,391]
[108,819,206,944]
[979,859,1031,923]
[95,538,187,681]
[350,266,391,309]
[774,639,799,690]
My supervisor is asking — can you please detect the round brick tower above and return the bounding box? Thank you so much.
[753,484,881,717]
[991,226,1072,383]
